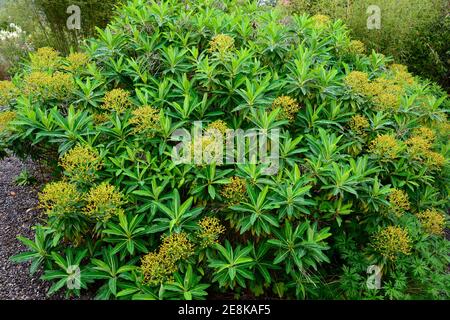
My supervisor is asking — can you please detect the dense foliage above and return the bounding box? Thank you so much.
[279,0,450,91]
[1,0,449,300]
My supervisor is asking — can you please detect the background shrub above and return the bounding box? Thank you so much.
[279,0,450,91]
[0,0,119,79]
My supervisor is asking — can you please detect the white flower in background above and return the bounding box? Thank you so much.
[0,23,26,41]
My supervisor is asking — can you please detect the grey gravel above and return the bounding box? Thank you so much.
[0,156,52,299]
[0,156,78,300]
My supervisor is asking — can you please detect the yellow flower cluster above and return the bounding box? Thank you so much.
[23,72,52,96]
[209,34,235,54]
[64,52,90,72]
[369,78,404,97]
[405,136,431,159]
[344,71,410,111]
[311,14,331,28]
[129,105,160,136]
[412,127,435,143]
[372,92,399,111]
[404,127,445,167]
[390,64,408,73]
[100,88,132,113]
[220,176,247,204]
[388,189,410,217]
[0,81,18,106]
[84,182,125,222]
[372,226,412,261]
[344,71,370,95]
[349,114,369,135]
[139,252,168,286]
[365,78,403,111]
[348,40,366,55]
[416,209,446,235]
[424,151,445,168]
[368,134,401,160]
[0,111,16,132]
[59,145,102,183]
[206,120,228,136]
[140,232,194,285]
[39,181,82,215]
[24,71,75,100]
[390,64,415,85]
[30,47,61,71]
[50,73,76,100]
[196,216,226,248]
[271,96,300,122]
[160,232,195,261]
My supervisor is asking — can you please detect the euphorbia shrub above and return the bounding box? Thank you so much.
[2,0,449,299]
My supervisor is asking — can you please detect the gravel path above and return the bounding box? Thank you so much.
[0,156,61,299]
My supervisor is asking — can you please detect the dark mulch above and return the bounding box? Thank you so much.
[0,156,51,299]
[0,156,70,299]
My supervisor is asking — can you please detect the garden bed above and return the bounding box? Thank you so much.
[0,156,92,300]
[0,156,51,299]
